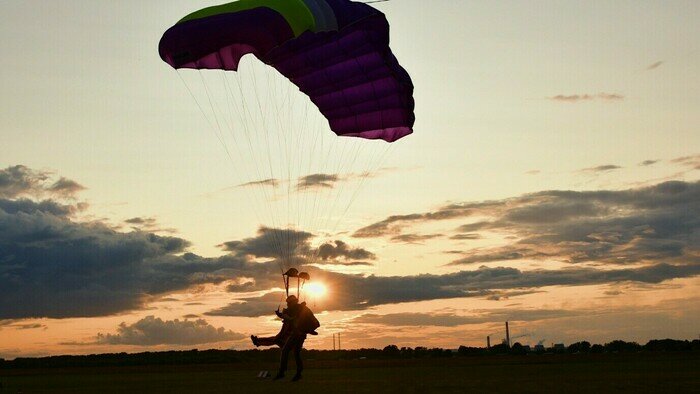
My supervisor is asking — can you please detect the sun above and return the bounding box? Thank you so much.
[305,282,327,298]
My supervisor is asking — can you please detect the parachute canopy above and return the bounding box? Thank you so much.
[159,0,415,142]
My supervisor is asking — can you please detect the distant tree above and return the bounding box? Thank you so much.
[590,344,604,353]
[644,339,693,352]
[605,340,642,353]
[567,341,591,353]
[414,346,428,358]
[383,345,400,355]
[428,348,450,358]
[400,347,413,358]
[457,346,484,356]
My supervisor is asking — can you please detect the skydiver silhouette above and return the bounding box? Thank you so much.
[272,295,319,382]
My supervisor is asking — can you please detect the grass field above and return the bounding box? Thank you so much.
[1,352,698,393]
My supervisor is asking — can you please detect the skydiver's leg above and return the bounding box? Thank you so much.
[292,335,306,381]
[255,336,278,347]
[275,336,294,379]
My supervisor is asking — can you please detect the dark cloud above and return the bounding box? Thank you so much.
[219,226,314,261]
[0,195,260,319]
[646,61,664,70]
[360,180,699,268]
[207,263,700,317]
[333,261,374,267]
[0,198,75,216]
[450,249,548,266]
[450,233,481,240]
[547,93,624,102]
[3,166,698,321]
[219,226,375,267]
[238,178,279,188]
[389,233,442,244]
[123,217,176,234]
[353,203,478,238]
[0,320,46,330]
[449,180,700,267]
[640,160,659,166]
[125,217,156,225]
[0,194,377,319]
[48,177,86,196]
[96,316,244,346]
[580,164,622,173]
[0,165,48,198]
[317,240,375,261]
[297,173,340,190]
[0,165,83,199]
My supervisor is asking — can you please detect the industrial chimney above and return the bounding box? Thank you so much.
[505,321,511,348]
[487,336,491,350]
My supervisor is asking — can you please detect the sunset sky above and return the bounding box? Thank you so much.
[1,0,699,359]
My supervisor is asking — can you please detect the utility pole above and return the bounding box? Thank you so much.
[338,333,341,350]
[333,333,336,351]
[487,336,491,350]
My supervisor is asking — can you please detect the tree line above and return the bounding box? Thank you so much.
[1,339,698,369]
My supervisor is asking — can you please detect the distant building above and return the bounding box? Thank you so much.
[534,344,545,352]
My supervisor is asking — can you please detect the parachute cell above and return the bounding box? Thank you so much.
[159,0,414,142]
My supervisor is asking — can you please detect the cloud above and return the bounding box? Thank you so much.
[3,166,698,322]
[580,164,622,173]
[219,226,314,261]
[317,240,376,261]
[422,180,696,269]
[639,160,659,166]
[0,320,46,331]
[353,203,478,238]
[359,179,699,268]
[123,217,176,234]
[0,165,84,199]
[219,226,375,266]
[547,93,624,102]
[96,316,244,346]
[671,154,700,170]
[646,61,664,70]
[125,217,156,225]
[448,180,700,267]
[390,233,443,244]
[297,173,340,190]
[0,172,275,319]
[0,198,76,216]
[207,262,700,317]
[450,233,481,240]
[238,178,279,188]
[0,197,211,318]
[0,165,48,198]
[47,177,86,196]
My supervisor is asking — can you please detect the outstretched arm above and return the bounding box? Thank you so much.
[275,310,295,321]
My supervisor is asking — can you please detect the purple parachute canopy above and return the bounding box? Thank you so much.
[159,0,414,142]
